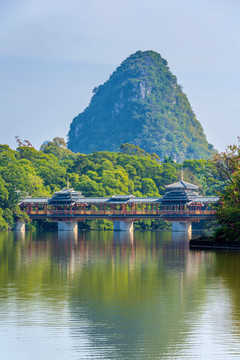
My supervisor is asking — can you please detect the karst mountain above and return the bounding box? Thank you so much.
[68,51,214,162]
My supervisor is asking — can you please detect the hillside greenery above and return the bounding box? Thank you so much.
[0,137,221,231]
[68,50,214,162]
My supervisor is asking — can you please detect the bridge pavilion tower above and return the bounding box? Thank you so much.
[49,188,84,231]
[161,179,199,234]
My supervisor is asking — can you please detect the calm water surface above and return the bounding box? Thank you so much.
[0,230,240,359]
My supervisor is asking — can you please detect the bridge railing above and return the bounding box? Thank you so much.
[27,209,216,216]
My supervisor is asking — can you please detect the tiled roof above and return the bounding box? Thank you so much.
[77,197,160,204]
[19,186,219,206]
[165,181,198,190]
[48,188,84,205]
[194,196,219,203]
[110,195,135,201]
[19,198,49,204]
[160,190,198,204]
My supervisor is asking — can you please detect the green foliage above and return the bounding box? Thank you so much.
[120,143,160,161]
[183,159,223,195]
[134,219,171,230]
[79,219,113,231]
[0,177,8,207]
[212,140,240,241]
[141,178,159,197]
[12,205,29,223]
[0,208,8,231]
[40,137,76,161]
[0,140,220,231]
[3,208,14,229]
[68,50,215,162]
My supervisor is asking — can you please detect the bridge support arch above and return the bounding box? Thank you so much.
[113,220,134,232]
[172,222,192,235]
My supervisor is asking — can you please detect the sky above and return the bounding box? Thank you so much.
[0,0,240,152]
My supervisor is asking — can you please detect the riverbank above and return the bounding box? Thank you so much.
[190,236,240,250]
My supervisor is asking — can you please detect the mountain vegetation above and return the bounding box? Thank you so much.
[68,50,214,162]
[0,137,221,231]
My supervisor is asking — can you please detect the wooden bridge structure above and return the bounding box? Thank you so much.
[18,180,218,234]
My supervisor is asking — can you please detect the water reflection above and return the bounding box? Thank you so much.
[14,230,26,242]
[171,231,190,243]
[0,231,239,359]
[113,230,134,245]
[57,230,78,244]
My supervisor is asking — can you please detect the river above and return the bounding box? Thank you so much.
[0,230,240,359]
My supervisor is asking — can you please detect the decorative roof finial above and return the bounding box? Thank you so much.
[181,167,184,182]
[67,177,69,190]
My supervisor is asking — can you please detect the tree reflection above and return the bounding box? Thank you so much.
[212,251,240,334]
[0,231,210,359]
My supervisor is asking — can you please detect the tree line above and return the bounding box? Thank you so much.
[0,137,223,231]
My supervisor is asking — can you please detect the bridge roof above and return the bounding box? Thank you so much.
[165,181,198,190]
[81,197,160,204]
[107,195,136,204]
[19,195,219,205]
[19,198,49,204]
[194,196,219,203]
[110,195,135,200]
[19,196,161,205]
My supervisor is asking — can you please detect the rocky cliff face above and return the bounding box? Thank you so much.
[68,50,214,162]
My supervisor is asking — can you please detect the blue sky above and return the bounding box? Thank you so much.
[1,0,240,151]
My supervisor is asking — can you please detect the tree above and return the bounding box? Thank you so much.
[15,136,33,148]
[0,177,8,207]
[212,139,240,241]
[40,137,75,160]
[141,178,159,197]
[212,140,240,185]
[0,209,8,231]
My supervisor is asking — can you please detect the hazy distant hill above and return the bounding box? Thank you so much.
[68,50,214,162]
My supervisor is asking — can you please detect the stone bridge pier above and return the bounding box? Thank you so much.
[15,220,26,232]
[172,222,192,235]
[58,221,78,232]
[57,220,135,232]
[113,220,134,232]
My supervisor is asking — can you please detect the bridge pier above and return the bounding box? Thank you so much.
[15,220,25,232]
[58,221,78,232]
[172,222,192,235]
[113,220,134,232]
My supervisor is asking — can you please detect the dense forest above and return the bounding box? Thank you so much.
[68,50,214,162]
[0,137,221,231]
